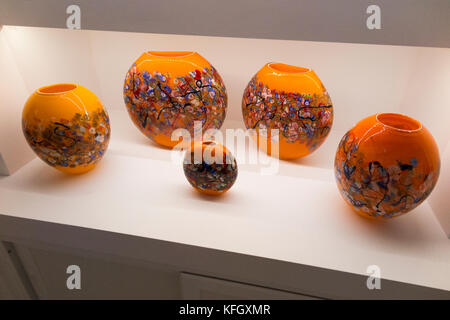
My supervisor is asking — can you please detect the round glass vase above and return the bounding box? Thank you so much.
[334,113,440,219]
[123,51,227,148]
[242,62,333,160]
[22,83,110,174]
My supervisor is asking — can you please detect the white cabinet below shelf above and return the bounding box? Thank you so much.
[180,273,320,300]
[9,242,181,300]
[2,241,320,300]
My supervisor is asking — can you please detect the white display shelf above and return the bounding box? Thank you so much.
[0,108,449,296]
[0,25,449,298]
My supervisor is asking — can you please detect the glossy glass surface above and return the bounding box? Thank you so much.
[123,51,227,148]
[334,113,440,219]
[183,141,238,195]
[242,62,333,160]
[22,83,110,174]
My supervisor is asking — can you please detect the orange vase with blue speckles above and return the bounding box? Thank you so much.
[123,51,227,148]
[242,63,333,160]
[334,113,440,219]
[22,83,110,174]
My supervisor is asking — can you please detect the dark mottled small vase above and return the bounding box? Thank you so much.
[183,141,237,195]
[334,113,440,219]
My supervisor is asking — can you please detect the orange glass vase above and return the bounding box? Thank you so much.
[123,51,227,148]
[334,113,440,219]
[22,83,110,174]
[242,63,333,160]
[183,141,238,195]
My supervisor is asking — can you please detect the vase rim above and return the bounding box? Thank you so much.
[36,83,78,95]
[376,113,422,133]
[145,51,197,58]
[267,62,312,74]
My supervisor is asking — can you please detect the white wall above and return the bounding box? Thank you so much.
[3,26,449,129]
[5,26,448,132]
[399,47,450,151]
[84,29,421,132]
[429,141,450,238]
[0,27,35,175]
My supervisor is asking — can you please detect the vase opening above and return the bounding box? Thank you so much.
[268,63,310,74]
[376,113,422,132]
[146,51,195,58]
[37,83,78,95]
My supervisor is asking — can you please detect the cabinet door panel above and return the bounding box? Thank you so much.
[180,273,321,300]
[13,243,180,299]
